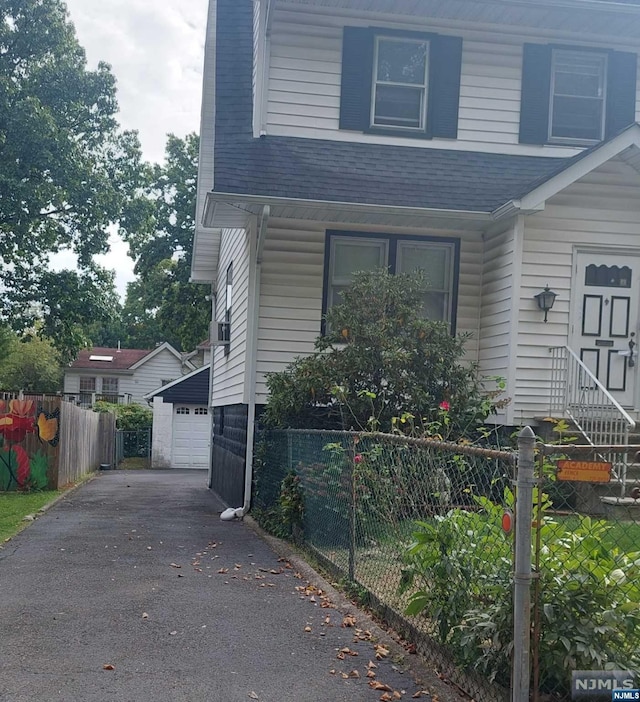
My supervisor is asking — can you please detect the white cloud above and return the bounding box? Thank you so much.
[57,0,208,298]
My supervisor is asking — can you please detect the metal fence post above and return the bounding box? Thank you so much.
[513,425,535,702]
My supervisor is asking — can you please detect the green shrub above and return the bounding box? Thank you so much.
[93,402,152,430]
[263,269,493,437]
[400,489,640,695]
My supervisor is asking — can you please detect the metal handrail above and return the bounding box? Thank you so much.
[549,345,635,495]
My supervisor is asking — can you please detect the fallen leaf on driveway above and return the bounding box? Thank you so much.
[374,644,390,659]
[248,692,259,699]
[342,615,356,627]
[103,664,115,670]
[170,563,181,569]
[304,626,312,632]
[217,568,229,574]
[169,631,177,636]
[370,681,392,691]
[339,647,358,657]
[142,612,149,619]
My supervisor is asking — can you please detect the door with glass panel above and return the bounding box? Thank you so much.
[571,251,640,408]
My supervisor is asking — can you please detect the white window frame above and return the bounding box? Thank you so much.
[548,48,607,145]
[370,36,429,132]
[176,407,190,415]
[396,240,456,325]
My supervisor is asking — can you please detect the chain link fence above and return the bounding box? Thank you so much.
[115,429,151,467]
[253,429,516,702]
[532,443,640,701]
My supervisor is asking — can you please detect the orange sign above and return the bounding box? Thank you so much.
[556,460,612,483]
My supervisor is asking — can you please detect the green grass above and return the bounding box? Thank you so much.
[0,491,60,543]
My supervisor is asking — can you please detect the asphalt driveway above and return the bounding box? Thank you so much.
[0,471,444,702]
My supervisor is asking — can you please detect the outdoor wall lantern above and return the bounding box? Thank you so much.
[534,285,558,323]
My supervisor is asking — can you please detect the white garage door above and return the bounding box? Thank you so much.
[172,405,210,469]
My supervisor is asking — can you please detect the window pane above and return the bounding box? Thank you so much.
[374,85,424,128]
[552,96,603,140]
[423,292,447,322]
[80,377,96,392]
[397,244,449,289]
[332,240,386,279]
[554,52,605,98]
[377,39,427,85]
[102,378,118,393]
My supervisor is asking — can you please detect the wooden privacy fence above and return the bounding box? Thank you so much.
[56,403,115,487]
[0,394,115,490]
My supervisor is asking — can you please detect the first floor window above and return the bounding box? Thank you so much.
[79,377,96,393]
[102,378,119,397]
[325,232,458,329]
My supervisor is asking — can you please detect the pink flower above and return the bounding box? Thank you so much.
[439,401,450,412]
[354,454,363,464]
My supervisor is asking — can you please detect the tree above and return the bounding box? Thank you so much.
[0,334,62,393]
[264,269,490,435]
[0,0,151,361]
[122,133,210,351]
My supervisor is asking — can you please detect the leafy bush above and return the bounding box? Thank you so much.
[93,402,152,430]
[263,269,494,436]
[253,470,304,540]
[400,489,640,696]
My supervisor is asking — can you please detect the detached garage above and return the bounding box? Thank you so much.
[145,365,211,469]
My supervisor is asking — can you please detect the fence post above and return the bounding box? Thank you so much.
[513,425,536,702]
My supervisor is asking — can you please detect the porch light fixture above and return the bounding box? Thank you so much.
[534,285,558,323]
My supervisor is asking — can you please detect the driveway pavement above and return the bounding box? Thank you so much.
[0,471,448,702]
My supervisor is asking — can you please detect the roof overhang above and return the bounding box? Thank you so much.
[493,123,640,220]
[129,342,195,372]
[276,0,640,41]
[145,364,211,401]
[203,191,492,232]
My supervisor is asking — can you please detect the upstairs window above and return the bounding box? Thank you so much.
[372,37,429,131]
[519,44,637,146]
[549,50,606,143]
[340,27,462,140]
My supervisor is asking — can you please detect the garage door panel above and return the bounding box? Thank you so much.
[172,405,210,469]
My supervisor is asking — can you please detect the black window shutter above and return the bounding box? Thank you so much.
[605,51,637,139]
[428,35,463,139]
[519,44,552,145]
[339,27,374,131]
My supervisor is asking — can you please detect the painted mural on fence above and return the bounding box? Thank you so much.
[0,399,59,491]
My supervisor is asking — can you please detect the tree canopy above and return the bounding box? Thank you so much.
[0,332,62,393]
[121,133,210,351]
[0,0,150,361]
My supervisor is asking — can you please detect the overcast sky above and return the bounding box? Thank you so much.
[53,0,209,297]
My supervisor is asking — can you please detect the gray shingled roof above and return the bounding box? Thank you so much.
[211,0,580,215]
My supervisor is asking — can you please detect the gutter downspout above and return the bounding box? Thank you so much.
[242,205,270,514]
[207,287,216,490]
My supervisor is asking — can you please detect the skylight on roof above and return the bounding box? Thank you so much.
[89,355,114,362]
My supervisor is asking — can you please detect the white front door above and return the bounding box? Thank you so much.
[172,405,211,469]
[571,251,640,408]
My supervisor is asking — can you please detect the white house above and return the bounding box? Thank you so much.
[64,343,195,407]
[191,0,640,506]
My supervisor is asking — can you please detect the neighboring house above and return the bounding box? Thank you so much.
[182,339,213,369]
[191,0,640,505]
[145,365,211,470]
[64,344,195,407]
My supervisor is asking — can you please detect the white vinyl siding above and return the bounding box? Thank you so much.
[516,157,640,421]
[478,220,519,424]
[265,5,640,157]
[254,218,482,402]
[211,227,251,406]
[131,350,185,404]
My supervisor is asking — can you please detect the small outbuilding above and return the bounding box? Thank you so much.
[145,365,211,470]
